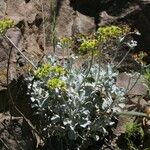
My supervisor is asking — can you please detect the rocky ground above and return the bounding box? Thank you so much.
[0,0,150,149]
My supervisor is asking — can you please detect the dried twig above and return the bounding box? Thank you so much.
[116,47,132,68]
[0,138,9,149]
[4,35,37,69]
[5,36,44,148]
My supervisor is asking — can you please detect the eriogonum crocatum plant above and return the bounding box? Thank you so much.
[26,54,126,149]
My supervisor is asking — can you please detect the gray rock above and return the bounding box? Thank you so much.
[0,0,6,17]
[117,72,148,95]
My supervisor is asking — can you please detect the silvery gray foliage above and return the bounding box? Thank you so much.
[26,54,126,144]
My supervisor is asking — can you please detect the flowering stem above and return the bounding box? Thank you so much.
[115,111,148,118]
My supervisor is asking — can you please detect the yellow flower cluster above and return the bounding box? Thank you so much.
[47,78,66,90]
[35,64,51,79]
[97,25,130,41]
[35,64,68,79]
[79,39,98,54]
[35,63,68,90]
[51,65,68,76]
[58,25,131,56]
[59,37,73,48]
[0,19,14,34]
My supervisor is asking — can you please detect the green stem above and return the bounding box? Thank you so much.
[115,111,148,117]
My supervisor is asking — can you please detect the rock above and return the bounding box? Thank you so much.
[6,0,37,24]
[72,11,95,35]
[55,0,96,37]
[0,27,22,86]
[0,0,6,17]
[0,113,36,150]
[55,0,75,37]
[6,28,22,76]
[117,72,148,96]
